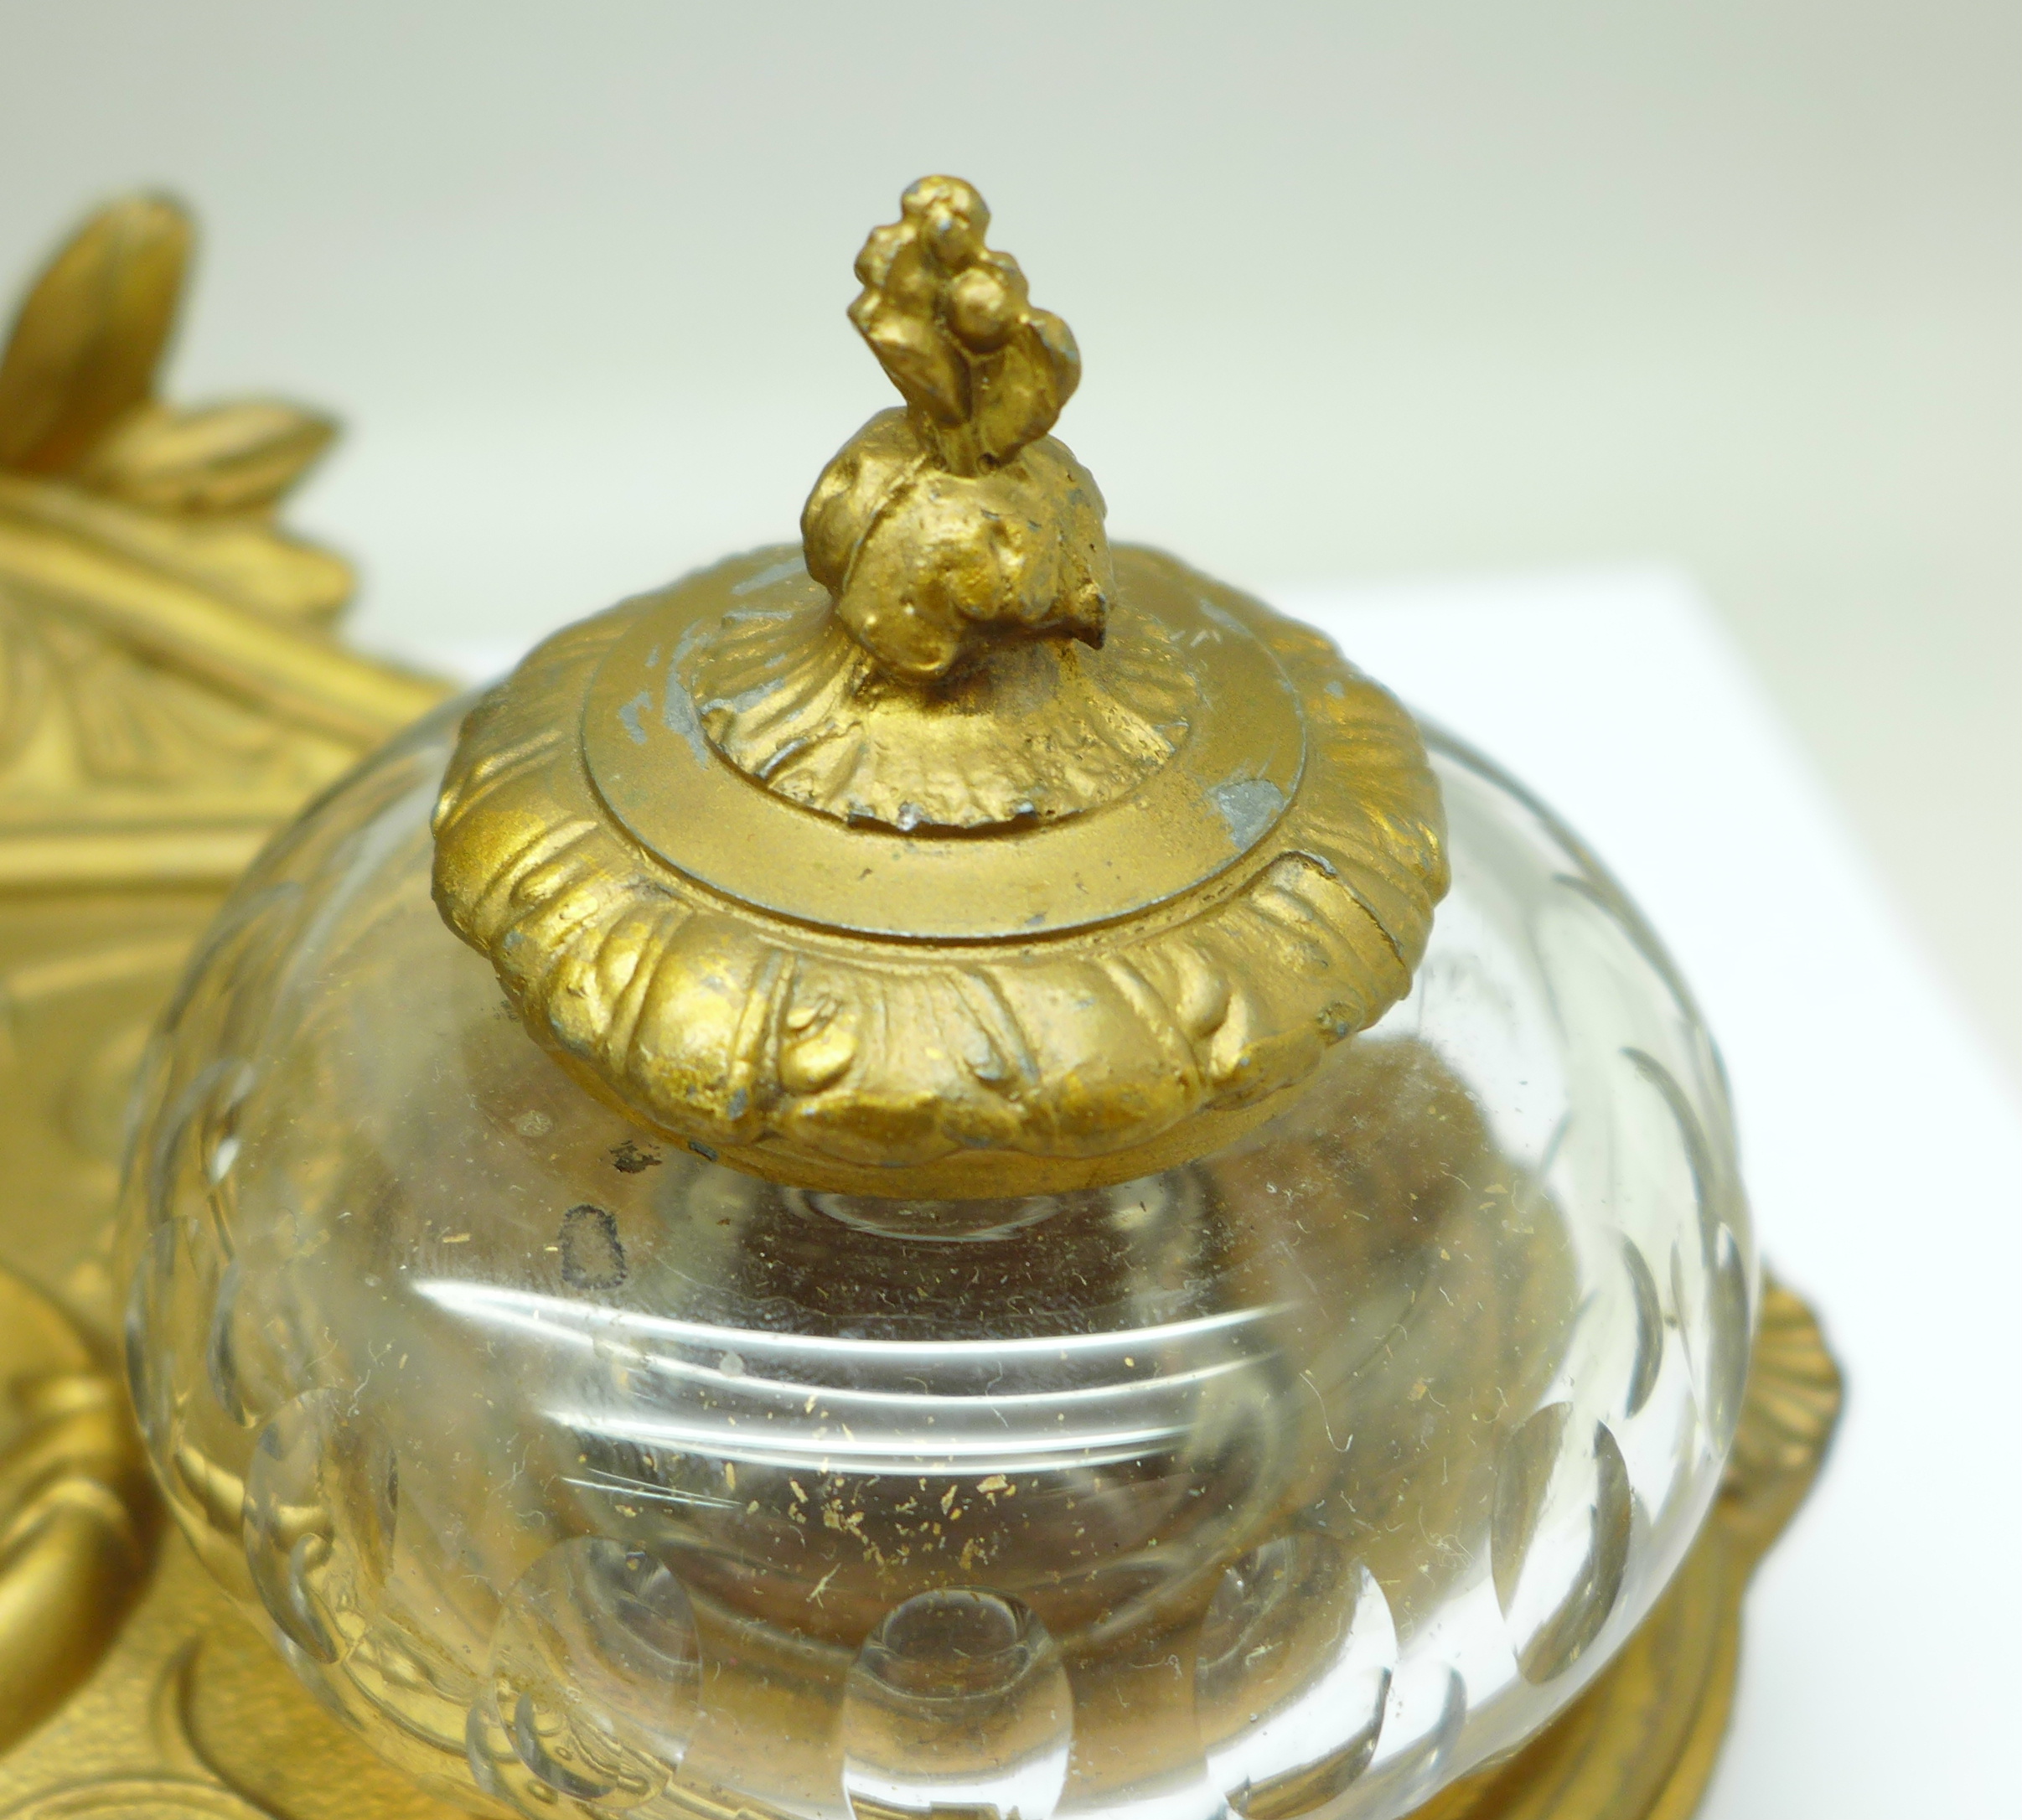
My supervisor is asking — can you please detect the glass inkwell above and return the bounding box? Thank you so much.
[118,179,1839,1820]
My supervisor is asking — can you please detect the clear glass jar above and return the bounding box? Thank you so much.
[121,696,1753,1820]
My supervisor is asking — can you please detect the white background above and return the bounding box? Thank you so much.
[3,7,2019,1812]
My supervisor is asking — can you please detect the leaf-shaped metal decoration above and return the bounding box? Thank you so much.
[78,400,337,515]
[844,177,1081,476]
[804,178,1108,685]
[0,194,189,474]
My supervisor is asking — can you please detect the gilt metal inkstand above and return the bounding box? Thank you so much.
[3,181,1838,1820]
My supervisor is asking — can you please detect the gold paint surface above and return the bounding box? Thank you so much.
[582,546,1309,939]
[434,561,1444,1194]
[0,1269,155,1756]
[0,1528,474,1820]
[696,523,1171,834]
[0,192,448,1330]
[433,178,1448,1195]
[0,194,447,1744]
[802,176,1108,689]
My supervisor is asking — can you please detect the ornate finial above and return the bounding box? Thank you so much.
[801,177,1114,685]
[435,181,1449,1194]
[844,175,1079,473]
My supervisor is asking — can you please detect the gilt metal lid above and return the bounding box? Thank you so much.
[432,178,1447,1196]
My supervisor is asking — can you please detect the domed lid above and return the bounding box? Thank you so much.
[432,178,1446,1197]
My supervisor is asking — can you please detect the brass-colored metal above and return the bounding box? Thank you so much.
[0,1531,471,1820]
[0,1267,155,1757]
[0,195,447,1329]
[803,174,1108,692]
[432,178,1449,1197]
[0,194,448,1752]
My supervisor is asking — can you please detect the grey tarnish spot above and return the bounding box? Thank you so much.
[659,620,717,763]
[1208,777,1288,851]
[1196,597,1247,639]
[730,556,808,596]
[617,690,653,746]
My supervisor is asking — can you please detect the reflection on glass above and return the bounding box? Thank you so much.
[120,707,1754,1819]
